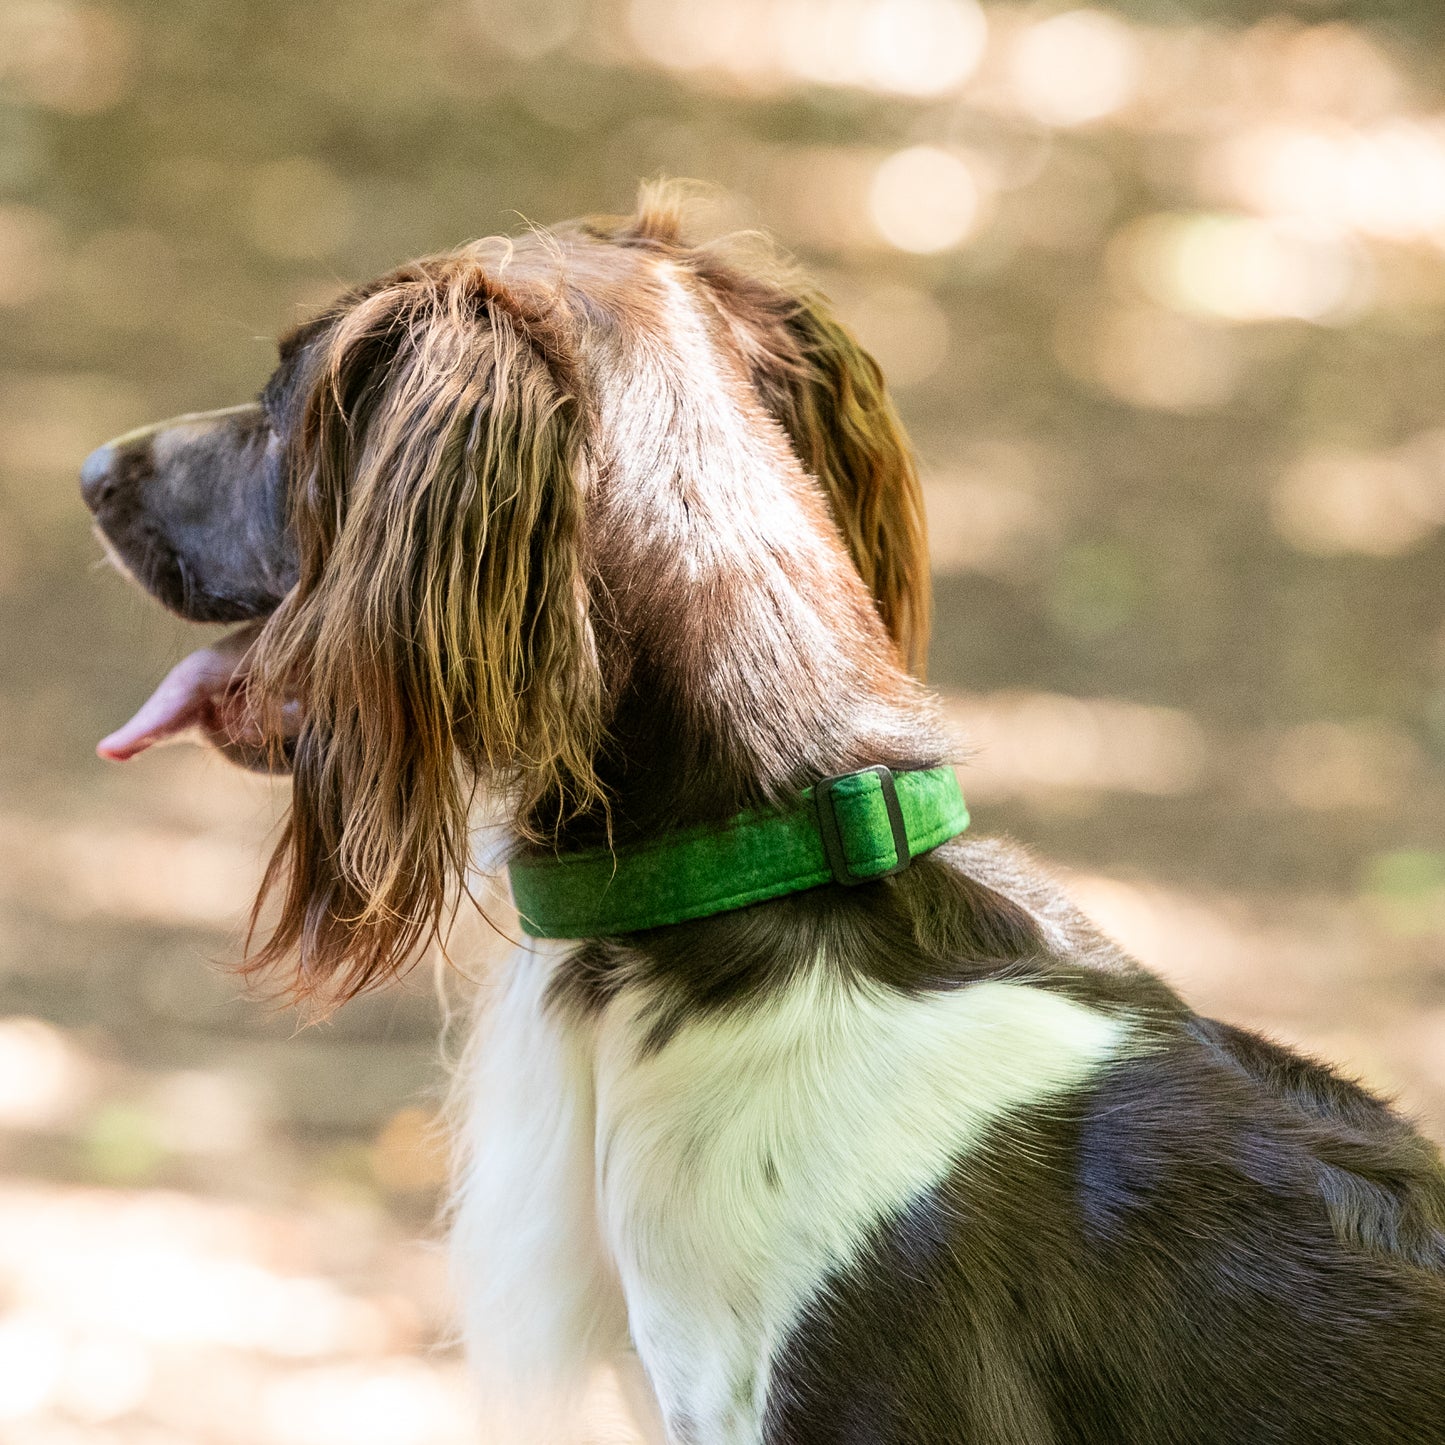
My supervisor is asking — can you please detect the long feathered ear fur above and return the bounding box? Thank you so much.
[673,209,931,676]
[246,258,602,1006]
[772,291,931,677]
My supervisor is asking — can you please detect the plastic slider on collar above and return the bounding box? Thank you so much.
[813,765,911,886]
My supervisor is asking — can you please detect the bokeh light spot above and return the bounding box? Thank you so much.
[0,205,61,307]
[0,1017,88,1130]
[869,146,980,252]
[853,0,988,97]
[472,0,581,58]
[1272,446,1445,556]
[947,691,1207,800]
[1009,9,1139,128]
[1272,720,1422,811]
[1117,213,1365,324]
[630,0,986,95]
[1057,304,1242,412]
[0,0,135,114]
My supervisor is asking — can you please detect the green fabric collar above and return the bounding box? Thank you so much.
[508,765,970,939]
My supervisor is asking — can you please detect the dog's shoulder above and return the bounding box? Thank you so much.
[925,834,1445,1277]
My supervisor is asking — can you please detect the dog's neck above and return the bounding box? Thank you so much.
[531,265,949,850]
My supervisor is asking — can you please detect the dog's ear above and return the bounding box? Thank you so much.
[247,261,602,1005]
[754,291,931,677]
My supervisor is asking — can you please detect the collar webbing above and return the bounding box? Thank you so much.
[508,765,969,940]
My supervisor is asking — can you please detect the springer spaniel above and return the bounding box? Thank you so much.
[81,189,1445,1443]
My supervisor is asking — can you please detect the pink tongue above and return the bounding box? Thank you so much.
[98,626,264,762]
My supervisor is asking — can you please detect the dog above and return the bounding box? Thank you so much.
[81,187,1445,1443]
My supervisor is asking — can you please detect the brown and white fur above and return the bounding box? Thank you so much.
[82,190,1445,1443]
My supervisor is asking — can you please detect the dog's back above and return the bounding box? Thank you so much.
[768,1006,1445,1443]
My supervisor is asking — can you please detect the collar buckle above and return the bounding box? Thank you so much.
[814,765,912,887]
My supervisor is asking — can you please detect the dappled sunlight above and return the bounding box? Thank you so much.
[1215,120,1445,244]
[946,691,1208,800]
[0,810,265,928]
[1055,301,1242,411]
[0,1,136,115]
[1071,869,1445,1137]
[3,0,1444,1436]
[1006,9,1139,129]
[0,1174,657,1442]
[0,205,62,307]
[1270,719,1424,811]
[1272,436,1445,555]
[0,1183,472,1442]
[1113,212,1367,325]
[868,146,983,254]
[0,1017,92,1130]
[924,472,1056,577]
[625,0,987,96]
[258,1361,475,1445]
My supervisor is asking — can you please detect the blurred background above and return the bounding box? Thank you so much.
[1,0,1444,1439]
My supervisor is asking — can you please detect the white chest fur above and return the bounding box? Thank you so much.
[451,943,1129,1445]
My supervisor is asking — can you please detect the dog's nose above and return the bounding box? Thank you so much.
[79,443,117,510]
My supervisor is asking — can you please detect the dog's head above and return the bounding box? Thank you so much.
[82,189,932,1004]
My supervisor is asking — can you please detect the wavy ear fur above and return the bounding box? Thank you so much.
[681,229,931,676]
[247,259,601,1005]
[774,292,931,676]
[600,188,931,674]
